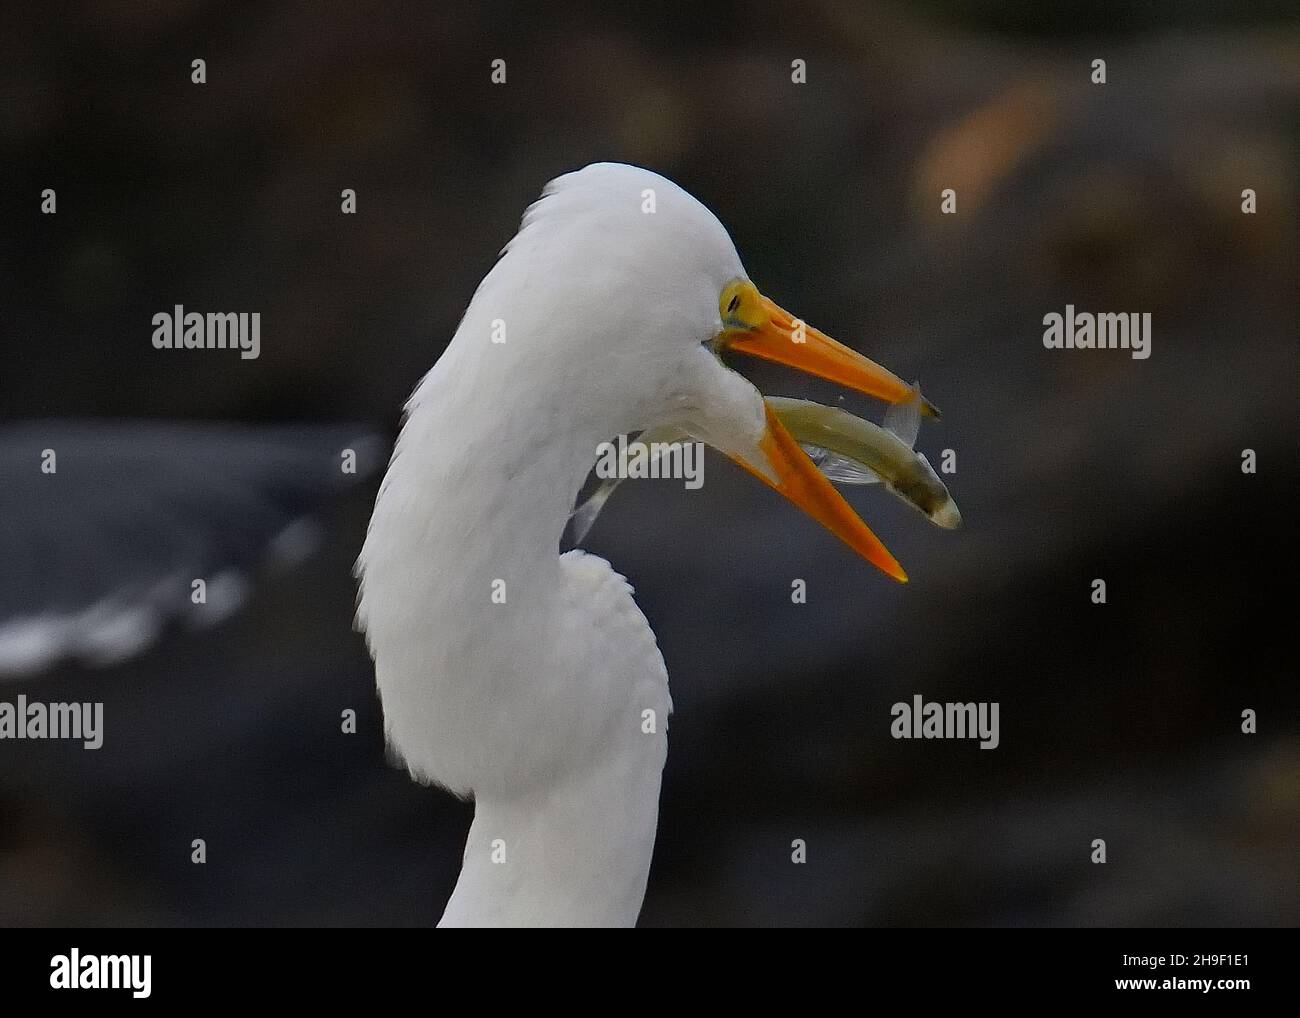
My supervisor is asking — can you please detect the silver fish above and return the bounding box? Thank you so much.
[766,393,960,529]
[570,391,959,543]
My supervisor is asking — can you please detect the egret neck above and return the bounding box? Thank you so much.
[361,285,672,926]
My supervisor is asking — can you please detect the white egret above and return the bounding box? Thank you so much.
[356,163,940,927]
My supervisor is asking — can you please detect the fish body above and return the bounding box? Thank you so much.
[570,391,960,543]
[761,395,960,529]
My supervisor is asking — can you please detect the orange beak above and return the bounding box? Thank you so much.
[718,294,934,583]
[734,403,909,582]
[726,295,939,419]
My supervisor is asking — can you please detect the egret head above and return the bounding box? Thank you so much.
[492,162,941,581]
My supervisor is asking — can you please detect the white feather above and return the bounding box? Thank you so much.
[356,164,761,926]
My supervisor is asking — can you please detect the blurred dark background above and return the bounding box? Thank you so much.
[1,1,1297,926]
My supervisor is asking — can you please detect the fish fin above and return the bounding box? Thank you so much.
[569,426,687,543]
[801,443,882,485]
[882,383,923,449]
[570,479,620,544]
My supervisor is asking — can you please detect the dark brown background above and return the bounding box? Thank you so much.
[1,1,1297,925]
